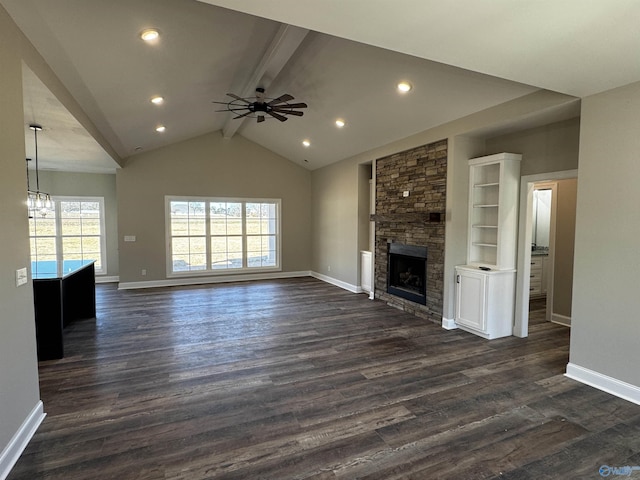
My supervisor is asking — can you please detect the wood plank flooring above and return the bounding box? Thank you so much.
[8,278,640,479]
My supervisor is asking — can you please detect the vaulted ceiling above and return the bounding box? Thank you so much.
[4,0,639,173]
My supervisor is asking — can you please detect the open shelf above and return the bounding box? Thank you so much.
[467,153,521,269]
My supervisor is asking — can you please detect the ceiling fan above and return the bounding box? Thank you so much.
[213,87,307,123]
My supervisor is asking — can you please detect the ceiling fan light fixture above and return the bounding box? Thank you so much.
[213,88,307,123]
[335,119,345,128]
[140,29,160,42]
[151,96,164,105]
[397,81,412,93]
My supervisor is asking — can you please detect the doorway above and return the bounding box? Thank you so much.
[513,169,578,337]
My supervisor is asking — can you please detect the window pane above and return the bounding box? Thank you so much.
[35,217,57,236]
[82,218,101,235]
[227,218,242,235]
[172,237,189,256]
[173,255,190,272]
[62,237,82,255]
[210,217,226,235]
[81,236,101,255]
[80,202,100,216]
[61,218,82,235]
[61,201,81,217]
[246,218,261,235]
[171,217,189,236]
[228,236,242,253]
[189,237,206,254]
[189,254,206,270]
[227,203,242,218]
[35,237,56,256]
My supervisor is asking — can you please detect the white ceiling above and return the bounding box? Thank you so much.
[4,0,638,173]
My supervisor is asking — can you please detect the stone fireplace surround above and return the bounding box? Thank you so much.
[372,139,447,324]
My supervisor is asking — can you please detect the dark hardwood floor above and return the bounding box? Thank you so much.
[9,278,640,479]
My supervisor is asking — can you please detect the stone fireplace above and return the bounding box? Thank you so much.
[373,139,447,323]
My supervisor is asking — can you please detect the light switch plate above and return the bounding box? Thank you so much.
[124,235,136,242]
[16,267,28,287]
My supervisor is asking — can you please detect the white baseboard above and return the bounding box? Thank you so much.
[118,271,311,290]
[96,275,119,284]
[551,313,571,327]
[0,401,45,480]
[310,272,360,294]
[565,363,640,406]
[441,317,458,330]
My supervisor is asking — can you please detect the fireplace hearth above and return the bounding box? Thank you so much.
[387,243,428,305]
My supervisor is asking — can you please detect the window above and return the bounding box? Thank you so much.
[29,197,107,276]
[166,196,280,275]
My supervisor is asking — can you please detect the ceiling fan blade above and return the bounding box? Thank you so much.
[227,93,250,104]
[233,111,253,119]
[268,94,294,106]
[272,102,307,109]
[267,110,288,122]
[257,115,265,123]
[274,110,304,117]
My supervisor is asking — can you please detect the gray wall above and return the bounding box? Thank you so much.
[486,118,580,176]
[0,4,42,460]
[570,80,640,386]
[36,171,119,277]
[486,119,580,322]
[116,132,311,283]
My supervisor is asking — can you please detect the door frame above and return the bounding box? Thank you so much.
[513,169,578,337]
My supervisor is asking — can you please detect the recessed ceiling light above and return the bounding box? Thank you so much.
[335,119,345,128]
[140,29,159,42]
[151,96,164,105]
[155,125,166,133]
[302,140,311,147]
[397,82,412,93]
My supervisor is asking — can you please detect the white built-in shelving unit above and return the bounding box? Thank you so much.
[454,153,521,339]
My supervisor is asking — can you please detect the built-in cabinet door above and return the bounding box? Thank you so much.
[455,268,487,332]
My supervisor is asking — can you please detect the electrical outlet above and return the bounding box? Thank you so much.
[141,269,147,276]
[328,265,331,272]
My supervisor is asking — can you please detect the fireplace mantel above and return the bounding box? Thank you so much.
[370,212,444,224]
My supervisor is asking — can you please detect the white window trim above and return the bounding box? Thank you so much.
[165,195,282,278]
[30,196,107,276]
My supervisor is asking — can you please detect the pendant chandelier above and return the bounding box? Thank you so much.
[26,123,52,217]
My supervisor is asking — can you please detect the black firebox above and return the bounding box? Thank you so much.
[387,243,428,305]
